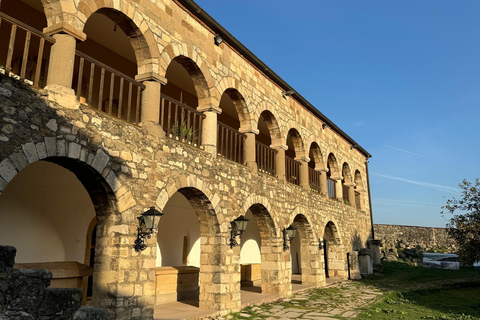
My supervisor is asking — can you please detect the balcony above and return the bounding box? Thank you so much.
[0,10,362,211]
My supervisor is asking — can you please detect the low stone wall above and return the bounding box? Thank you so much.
[0,245,106,320]
[374,224,456,254]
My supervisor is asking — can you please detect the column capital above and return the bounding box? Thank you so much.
[344,183,356,188]
[135,72,167,85]
[295,156,310,163]
[197,104,222,114]
[239,127,259,135]
[316,167,328,172]
[270,144,288,150]
[44,23,87,42]
[330,175,343,181]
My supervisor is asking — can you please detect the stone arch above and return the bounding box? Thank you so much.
[309,142,325,169]
[322,221,347,279]
[168,55,216,105]
[342,162,353,184]
[155,183,222,310]
[289,213,323,286]
[257,109,283,146]
[354,169,365,210]
[77,5,160,69]
[220,88,252,127]
[0,140,142,313]
[286,128,306,157]
[326,153,340,177]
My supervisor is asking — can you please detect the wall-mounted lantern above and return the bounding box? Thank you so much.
[229,215,249,248]
[283,225,297,251]
[214,33,223,46]
[318,238,326,250]
[133,206,164,252]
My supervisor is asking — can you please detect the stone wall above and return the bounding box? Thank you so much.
[374,224,456,253]
[0,245,107,320]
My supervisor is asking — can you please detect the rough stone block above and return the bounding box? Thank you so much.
[38,288,82,320]
[68,142,82,159]
[1,310,36,320]
[92,149,109,174]
[0,159,17,183]
[9,152,28,172]
[5,269,52,315]
[36,142,48,159]
[73,306,108,320]
[22,142,39,164]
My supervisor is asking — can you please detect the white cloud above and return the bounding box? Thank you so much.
[372,173,460,195]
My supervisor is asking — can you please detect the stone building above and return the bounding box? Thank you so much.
[0,0,377,319]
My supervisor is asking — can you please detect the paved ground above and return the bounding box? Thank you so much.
[218,280,384,320]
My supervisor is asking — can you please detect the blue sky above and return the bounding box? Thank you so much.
[195,0,480,227]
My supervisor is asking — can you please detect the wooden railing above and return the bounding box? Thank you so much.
[160,94,204,147]
[73,51,145,124]
[285,156,300,185]
[0,12,54,88]
[217,122,245,164]
[342,184,350,204]
[327,178,336,199]
[256,141,276,176]
[309,167,321,193]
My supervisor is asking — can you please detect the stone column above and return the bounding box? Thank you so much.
[368,239,382,273]
[358,248,373,276]
[331,175,343,201]
[43,27,86,109]
[136,72,167,138]
[198,105,222,156]
[347,251,362,280]
[295,156,310,191]
[261,237,291,296]
[317,167,329,196]
[345,183,356,207]
[239,127,259,172]
[271,144,287,182]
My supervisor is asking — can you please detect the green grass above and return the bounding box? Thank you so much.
[359,261,480,319]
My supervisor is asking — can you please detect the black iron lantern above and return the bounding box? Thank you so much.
[134,206,164,252]
[229,215,249,248]
[318,238,326,250]
[283,225,297,251]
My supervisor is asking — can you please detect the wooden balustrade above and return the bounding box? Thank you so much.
[255,141,276,176]
[160,94,204,147]
[309,167,321,193]
[285,156,300,186]
[73,51,144,124]
[217,122,245,164]
[0,12,54,88]
[327,178,336,199]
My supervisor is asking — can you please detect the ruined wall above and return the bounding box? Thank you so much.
[374,224,456,252]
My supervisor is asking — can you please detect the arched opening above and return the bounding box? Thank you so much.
[290,214,322,290]
[285,129,304,186]
[308,142,324,193]
[326,153,339,199]
[324,221,346,279]
[0,0,52,88]
[161,57,207,147]
[73,8,143,123]
[155,187,219,314]
[256,111,280,176]
[239,204,278,303]
[217,89,247,164]
[0,158,116,305]
[354,170,365,210]
[342,162,353,206]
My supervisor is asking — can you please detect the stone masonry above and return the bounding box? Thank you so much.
[0,0,375,319]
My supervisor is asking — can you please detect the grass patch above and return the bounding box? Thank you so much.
[359,261,480,319]
[359,282,480,320]
[361,261,480,291]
